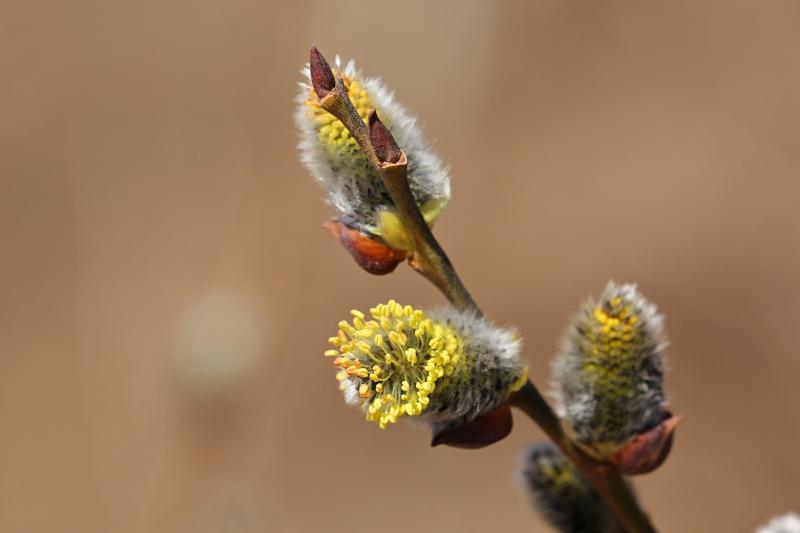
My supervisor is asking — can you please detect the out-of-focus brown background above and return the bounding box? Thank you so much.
[2,1,799,531]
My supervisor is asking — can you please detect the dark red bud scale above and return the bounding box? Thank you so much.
[368,111,403,164]
[309,46,336,98]
[323,220,407,275]
[431,404,514,449]
[610,413,683,475]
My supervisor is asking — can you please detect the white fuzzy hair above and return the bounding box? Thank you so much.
[339,378,360,407]
[428,307,523,364]
[423,307,525,425]
[757,514,800,533]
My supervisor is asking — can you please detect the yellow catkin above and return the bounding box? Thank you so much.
[305,74,373,157]
[580,301,645,399]
[327,300,465,428]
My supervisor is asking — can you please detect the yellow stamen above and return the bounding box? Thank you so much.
[327,301,466,428]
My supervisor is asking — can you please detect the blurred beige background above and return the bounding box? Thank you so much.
[2,1,799,531]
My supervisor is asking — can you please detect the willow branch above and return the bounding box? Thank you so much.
[510,381,656,533]
[379,159,479,313]
[310,47,656,533]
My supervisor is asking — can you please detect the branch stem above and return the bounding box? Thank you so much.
[510,381,656,533]
[380,161,479,313]
[315,64,656,533]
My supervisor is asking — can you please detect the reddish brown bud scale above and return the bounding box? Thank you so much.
[430,404,514,449]
[610,413,683,475]
[368,110,403,164]
[323,220,407,275]
[309,46,335,98]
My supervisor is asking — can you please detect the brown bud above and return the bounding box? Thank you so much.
[368,110,403,164]
[309,46,335,98]
[322,220,407,275]
[430,404,513,449]
[610,413,683,475]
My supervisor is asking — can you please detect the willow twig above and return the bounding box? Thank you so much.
[310,46,657,533]
[314,56,478,313]
[511,381,656,533]
[377,152,478,313]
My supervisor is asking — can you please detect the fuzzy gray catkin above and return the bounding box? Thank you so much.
[424,307,527,429]
[553,282,669,458]
[522,442,624,533]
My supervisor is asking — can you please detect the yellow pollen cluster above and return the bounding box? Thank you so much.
[540,459,579,491]
[305,72,374,157]
[577,295,646,400]
[586,297,642,358]
[325,300,464,429]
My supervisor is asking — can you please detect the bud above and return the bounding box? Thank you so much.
[309,46,335,98]
[553,282,674,470]
[430,403,513,449]
[296,51,450,268]
[757,513,800,533]
[326,301,526,432]
[322,220,405,275]
[609,412,682,475]
[368,110,403,164]
[521,442,624,533]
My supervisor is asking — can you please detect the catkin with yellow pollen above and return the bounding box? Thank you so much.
[305,73,373,162]
[326,300,527,429]
[295,56,450,253]
[553,282,670,459]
